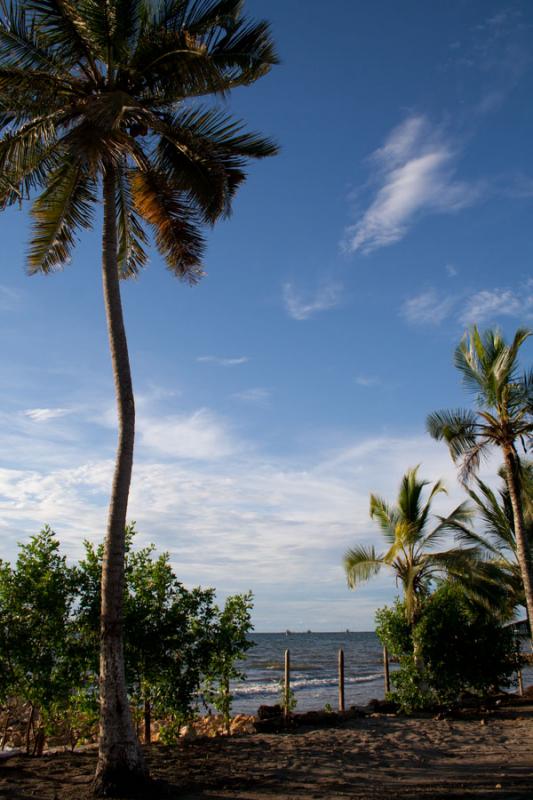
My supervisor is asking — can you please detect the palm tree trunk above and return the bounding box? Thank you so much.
[94,167,147,796]
[503,448,533,640]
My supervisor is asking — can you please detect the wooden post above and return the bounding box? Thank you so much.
[518,668,524,696]
[284,649,290,719]
[144,698,151,744]
[338,648,345,712]
[383,645,390,694]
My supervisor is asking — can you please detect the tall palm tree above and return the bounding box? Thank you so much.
[427,327,533,639]
[0,0,277,792]
[343,467,475,625]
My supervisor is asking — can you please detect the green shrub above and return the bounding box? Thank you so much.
[376,584,519,713]
[375,598,412,658]
[415,583,518,703]
[0,525,254,750]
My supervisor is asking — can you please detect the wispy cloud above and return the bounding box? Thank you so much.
[283,281,342,321]
[445,263,458,278]
[24,408,71,423]
[460,287,533,326]
[343,116,481,255]
[446,8,531,115]
[138,408,239,461]
[401,289,455,326]
[197,355,249,366]
[400,280,533,329]
[232,388,271,405]
[0,284,21,311]
[0,411,474,630]
[355,375,380,388]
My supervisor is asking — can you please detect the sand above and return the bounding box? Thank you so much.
[1,704,533,799]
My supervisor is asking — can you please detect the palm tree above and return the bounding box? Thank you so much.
[0,0,277,792]
[343,467,475,625]
[427,327,533,639]
[446,468,533,620]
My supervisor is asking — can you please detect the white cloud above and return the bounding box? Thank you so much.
[232,388,271,405]
[446,263,458,277]
[24,408,71,423]
[197,355,249,366]
[138,408,239,461]
[399,281,533,329]
[355,375,380,388]
[343,116,481,254]
[460,288,533,325]
[401,289,455,325]
[283,281,342,321]
[0,421,479,630]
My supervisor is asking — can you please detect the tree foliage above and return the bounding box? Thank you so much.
[0,527,81,751]
[0,525,254,751]
[376,586,519,713]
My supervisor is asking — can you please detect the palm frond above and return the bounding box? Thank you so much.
[458,438,492,485]
[469,479,517,555]
[115,167,148,277]
[343,545,383,589]
[131,166,205,281]
[450,521,500,557]
[24,0,103,74]
[426,408,479,461]
[369,493,397,544]
[134,3,277,99]
[418,477,447,532]
[209,17,279,83]
[28,158,96,272]
[422,500,474,548]
[184,0,242,32]
[0,0,72,75]
[397,466,428,528]
[154,107,277,222]
[428,546,482,577]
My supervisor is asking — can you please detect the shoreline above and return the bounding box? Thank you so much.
[2,694,533,799]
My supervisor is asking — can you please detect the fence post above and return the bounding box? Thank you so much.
[144,698,151,744]
[518,667,524,696]
[338,648,345,712]
[383,645,390,695]
[284,649,291,719]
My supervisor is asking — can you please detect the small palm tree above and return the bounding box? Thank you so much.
[427,327,533,638]
[343,467,474,625]
[0,0,277,792]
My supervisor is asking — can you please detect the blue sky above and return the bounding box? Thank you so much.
[1,0,533,630]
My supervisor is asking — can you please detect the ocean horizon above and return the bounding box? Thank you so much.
[231,630,531,715]
[231,631,393,714]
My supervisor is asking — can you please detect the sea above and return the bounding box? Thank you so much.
[230,631,533,715]
[231,631,394,714]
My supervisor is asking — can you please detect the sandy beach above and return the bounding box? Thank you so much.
[2,701,533,799]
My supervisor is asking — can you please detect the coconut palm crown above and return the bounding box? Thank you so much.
[0,1,278,794]
[343,467,475,624]
[427,327,533,638]
[0,0,278,274]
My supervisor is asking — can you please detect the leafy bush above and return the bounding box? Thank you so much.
[375,599,412,658]
[202,593,254,731]
[0,525,254,750]
[415,583,518,702]
[0,527,83,752]
[376,584,519,712]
